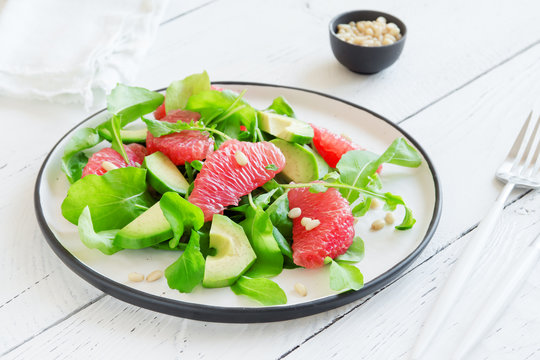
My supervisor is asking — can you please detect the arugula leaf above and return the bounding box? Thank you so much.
[328,258,364,292]
[337,138,422,204]
[61,167,155,231]
[272,226,293,260]
[164,230,205,293]
[190,160,203,171]
[142,117,231,141]
[230,276,287,306]
[107,115,129,165]
[107,83,164,125]
[309,183,328,193]
[165,71,211,112]
[61,127,102,183]
[241,207,283,278]
[266,192,293,240]
[265,96,296,117]
[159,192,204,248]
[77,206,121,255]
[265,164,278,171]
[335,236,364,264]
[186,89,256,143]
[395,206,416,230]
[262,179,285,198]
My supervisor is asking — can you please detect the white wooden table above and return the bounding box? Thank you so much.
[2,1,540,359]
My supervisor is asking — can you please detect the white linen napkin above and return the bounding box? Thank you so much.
[0,0,168,107]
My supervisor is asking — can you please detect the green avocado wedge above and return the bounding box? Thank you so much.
[114,202,173,249]
[203,215,257,288]
[143,152,190,195]
[258,111,313,144]
[97,126,148,144]
[270,139,322,182]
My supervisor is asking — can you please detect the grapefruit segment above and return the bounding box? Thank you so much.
[288,185,354,268]
[146,109,215,165]
[82,143,147,177]
[311,124,362,168]
[188,139,286,222]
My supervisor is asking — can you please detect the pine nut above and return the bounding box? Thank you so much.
[101,161,118,171]
[128,272,144,282]
[294,282,307,297]
[385,212,395,225]
[146,270,163,282]
[370,198,381,209]
[301,217,320,231]
[336,19,402,47]
[371,219,385,231]
[288,207,302,219]
[234,151,248,166]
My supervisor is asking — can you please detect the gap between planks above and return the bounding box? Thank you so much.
[159,0,220,26]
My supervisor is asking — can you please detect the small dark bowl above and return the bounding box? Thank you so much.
[329,10,407,74]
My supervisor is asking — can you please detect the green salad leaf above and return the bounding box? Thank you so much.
[108,115,129,165]
[335,236,365,264]
[241,206,283,278]
[265,96,296,117]
[61,127,103,183]
[186,89,256,143]
[61,167,155,231]
[231,276,287,305]
[78,206,122,255]
[165,71,211,112]
[159,192,204,248]
[165,230,205,293]
[337,137,422,204]
[328,258,364,292]
[107,83,164,125]
[272,226,293,261]
[265,192,292,240]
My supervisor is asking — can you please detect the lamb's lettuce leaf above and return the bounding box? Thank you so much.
[164,230,205,293]
[265,96,296,118]
[241,206,283,278]
[61,127,102,183]
[328,258,364,292]
[78,206,122,255]
[165,71,211,112]
[159,192,204,248]
[107,83,164,125]
[335,236,364,264]
[231,276,287,305]
[61,167,155,232]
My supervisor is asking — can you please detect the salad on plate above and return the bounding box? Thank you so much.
[60,71,422,306]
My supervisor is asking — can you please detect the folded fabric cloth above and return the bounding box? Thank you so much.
[0,0,168,107]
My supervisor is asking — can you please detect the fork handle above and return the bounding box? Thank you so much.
[452,232,540,360]
[410,182,515,360]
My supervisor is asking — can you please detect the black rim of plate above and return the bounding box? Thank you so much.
[34,82,442,323]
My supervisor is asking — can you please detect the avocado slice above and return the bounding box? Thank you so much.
[114,202,172,249]
[306,145,330,178]
[203,215,257,288]
[143,152,190,195]
[97,126,148,144]
[271,139,323,182]
[258,111,313,144]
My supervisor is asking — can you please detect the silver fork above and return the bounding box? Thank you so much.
[410,111,540,359]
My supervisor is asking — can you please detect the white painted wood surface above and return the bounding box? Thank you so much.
[1,0,540,359]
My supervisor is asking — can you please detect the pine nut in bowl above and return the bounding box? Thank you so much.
[329,10,407,74]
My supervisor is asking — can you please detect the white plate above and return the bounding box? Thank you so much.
[35,82,441,323]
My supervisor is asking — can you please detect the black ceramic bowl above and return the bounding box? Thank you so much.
[329,10,407,74]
